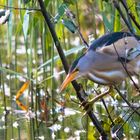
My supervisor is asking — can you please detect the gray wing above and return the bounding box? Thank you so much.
[89,32,133,51]
[100,36,140,61]
[89,32,140,62]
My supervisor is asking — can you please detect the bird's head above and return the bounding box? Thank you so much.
[60,53,91,91]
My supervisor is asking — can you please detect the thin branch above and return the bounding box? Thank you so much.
[77,28,89,48]
[65,9,89,48]
[0,4,41,11]
[113,0,134,34]
[112,41,140,116]
[37,0,108,139]
[114,110,135,136]
[120,0,140,30]
[94,89,115,126]
[114,85,140,116]
[112,45,140,116]
[112,42,140,92]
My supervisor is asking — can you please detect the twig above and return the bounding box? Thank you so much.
[37,0,108,139]
[114,110,135,137]
[114,85,140,116]
[94,88,115,126]
[120,0,140,30]
[65,9,89,48]
[0,4,41,11]
[112,42,140,92]
[113,0,134,34]
[77,28,89,48]
[88,88,110,104]
[112,42,140,116]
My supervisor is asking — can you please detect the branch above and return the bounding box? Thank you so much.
[94,89,115,126]
[114,85,140,116]
[113,0,134,34]
[0,4,41,11]
[120,0,140,30]
[112,43,140,92]
[114,110,135,137]
[37,0,108,139]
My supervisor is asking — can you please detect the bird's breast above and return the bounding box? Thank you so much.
[88,70,126,85]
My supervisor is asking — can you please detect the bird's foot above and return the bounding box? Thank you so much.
[81,99,94,115]
[81,87,112,114]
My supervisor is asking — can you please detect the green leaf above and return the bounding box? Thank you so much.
[63,0,77,5]
[102,12,113,32]
[54,3,68,23]
[23,10,29,39]
[45,0,51,6]
[62,19,77,33]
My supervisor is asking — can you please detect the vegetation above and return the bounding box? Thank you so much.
[0,0,140,139]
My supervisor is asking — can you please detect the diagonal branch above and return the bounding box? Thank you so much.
[113,0,134,34]
[120,0,140,30]
[0,4,41,11]
[37,0,108,139]
[114,85,140,116]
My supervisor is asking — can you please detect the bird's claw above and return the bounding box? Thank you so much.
[81,87,112,115]
[81,99,94,115]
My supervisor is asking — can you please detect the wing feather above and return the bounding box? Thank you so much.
[89,32,140,63]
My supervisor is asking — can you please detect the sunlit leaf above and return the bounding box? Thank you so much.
[114,116,124,124]
[16,81,30,100]
[62,19,77,33]
[64,93,71,101]
[127,0,140,34]
[114,10,121,31]
[100,121,110,132]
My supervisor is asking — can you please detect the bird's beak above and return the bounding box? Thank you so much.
[60,71,78,92]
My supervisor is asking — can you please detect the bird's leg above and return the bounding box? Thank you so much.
[81,86,112,113]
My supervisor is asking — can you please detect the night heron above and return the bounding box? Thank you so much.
[60,32,140,104]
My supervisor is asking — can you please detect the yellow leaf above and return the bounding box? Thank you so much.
[16,100,28,111]
[16,81,30,100]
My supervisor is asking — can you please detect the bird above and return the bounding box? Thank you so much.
[60,32,140,98]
